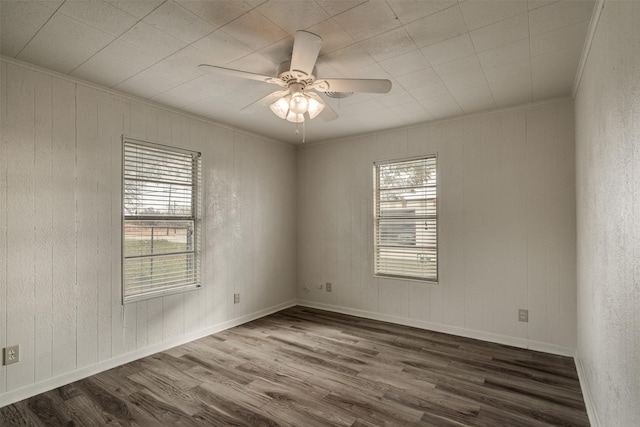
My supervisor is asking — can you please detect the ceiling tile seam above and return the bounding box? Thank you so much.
[97,39,180,90]
[343,3,471,56]
[412,43,449,97]
[137,0,292,81]
[109,0,168,20]
[302,0,372,59]
[317,2,405,56]
[315,19,359,58]
[59,0,147,37]
[388,16,450,106]
[386,1,460,27]
[167,2,246,51]
[383,0,399,21]
[527,0,562,12]
[451,6,515,110]
[472,10,529,35]
[145,71,213,105]
[473,55,499,112]
[314,1,477,68]
[65,6,157,79]
[418,4,466,115]
[166,18,279,78]
[14,0,66,59]
[92,0,252,91]
[96,0,174,88]
[457,0,475,36]
[179,0,262,29]
[62,0,174,84]
[313,0,362,18]
[468,10,531,54]
[359,26,420,65]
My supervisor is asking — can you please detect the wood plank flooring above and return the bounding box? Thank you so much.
[1,306,590,426]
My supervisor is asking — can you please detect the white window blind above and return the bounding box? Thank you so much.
[374,155,437,282]
[122,138,201,303]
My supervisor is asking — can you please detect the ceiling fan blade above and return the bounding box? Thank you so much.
[290,30,322,79]
[318,101,338,121]
[198,64,286,87]
[240,90,289,112]
[312,78,392,94]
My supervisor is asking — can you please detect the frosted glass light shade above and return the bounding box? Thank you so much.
[289,92,308,114]
[286,111,305,123]
[270,95,290,119]
[307,96,325,119]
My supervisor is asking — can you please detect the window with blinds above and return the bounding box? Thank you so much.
[374,155,437,282]
[122,137,201,303]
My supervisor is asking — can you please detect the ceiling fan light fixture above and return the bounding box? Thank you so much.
[307,95,325,119]
[270,87,324,122]
[286,111,305,123]
[289,91,308,114]
[270,95,291,119]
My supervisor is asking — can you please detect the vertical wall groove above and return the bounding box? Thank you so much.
[0,59,297,406]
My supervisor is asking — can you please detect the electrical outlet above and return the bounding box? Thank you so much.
[518,309,529,322]
[3,345,20,365]
[234,293,240,304]
[326,282,332,292]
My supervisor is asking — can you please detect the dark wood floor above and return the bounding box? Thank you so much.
[1,306,589,426]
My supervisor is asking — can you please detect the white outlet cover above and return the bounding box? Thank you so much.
[3,345,20,365]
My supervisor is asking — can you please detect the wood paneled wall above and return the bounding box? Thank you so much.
[297,99,576,355]
[575,1,640,425]
[0,59,297,404]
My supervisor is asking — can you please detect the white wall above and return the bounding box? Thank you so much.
[575,1,640,425]
[0,58,297,405]
[297,99,576,354]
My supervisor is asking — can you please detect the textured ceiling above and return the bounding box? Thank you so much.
[0,0,596,143]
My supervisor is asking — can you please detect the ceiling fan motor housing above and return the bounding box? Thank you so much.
[277,60,316,88]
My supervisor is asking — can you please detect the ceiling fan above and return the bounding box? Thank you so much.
[198,30,392,124]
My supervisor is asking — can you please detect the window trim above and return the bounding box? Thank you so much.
[121,136,202,304]
[373,154,438,283]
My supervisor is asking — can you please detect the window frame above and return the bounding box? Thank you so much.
[121,136,202,304]
[373,154,438,283]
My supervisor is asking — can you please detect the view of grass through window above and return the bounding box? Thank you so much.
[122,139,201,302]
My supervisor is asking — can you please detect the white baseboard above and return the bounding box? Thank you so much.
[297,300,576,357]
[574,355,601,427]
[1,298,580,408]
[0,300,297,408]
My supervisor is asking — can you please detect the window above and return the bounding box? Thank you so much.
[122,137,201,303]
[374,155,437,281]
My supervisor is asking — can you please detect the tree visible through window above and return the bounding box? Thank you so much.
[374,155,437,281]
[122,138,201,303]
